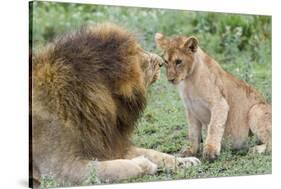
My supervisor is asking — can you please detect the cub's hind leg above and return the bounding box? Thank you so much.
[248,103,272,153]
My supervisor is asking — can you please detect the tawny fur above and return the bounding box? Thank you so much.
[31,24,200,188]
[155,33,272,161]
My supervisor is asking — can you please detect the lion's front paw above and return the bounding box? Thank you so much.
[176,157,201,168]
[203,144,219,162]
[132,156,158,175]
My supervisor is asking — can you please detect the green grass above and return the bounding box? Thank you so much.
[31,1,272,188]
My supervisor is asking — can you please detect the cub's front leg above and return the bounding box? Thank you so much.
[181,111,202,156]
[203,97,229,161]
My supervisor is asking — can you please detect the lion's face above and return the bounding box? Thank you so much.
[154,33,198,85]
[140,51,163,87]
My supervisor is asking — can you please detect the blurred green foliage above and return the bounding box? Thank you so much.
[30,1,272,187]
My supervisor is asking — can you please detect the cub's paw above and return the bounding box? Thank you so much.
[203,144,219,162]
[132,156,158,175]
[176,157,201,168]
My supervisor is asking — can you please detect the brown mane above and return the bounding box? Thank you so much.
[32,23,147,160]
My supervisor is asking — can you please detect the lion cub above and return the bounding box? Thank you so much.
[155,33,271,161]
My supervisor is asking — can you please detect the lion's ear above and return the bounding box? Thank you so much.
[183,36,198,53]
[155,33,169,50]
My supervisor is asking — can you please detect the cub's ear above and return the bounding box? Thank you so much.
[155,33,169,50]
[183,36,198,53]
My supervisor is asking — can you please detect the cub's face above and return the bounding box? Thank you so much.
[154,33,198,85]
[140,50,163,87]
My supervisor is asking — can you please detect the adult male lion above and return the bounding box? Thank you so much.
[31,24,200,188]
[155,33,272,161]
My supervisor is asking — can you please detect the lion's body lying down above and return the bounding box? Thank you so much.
[31,24,199,188]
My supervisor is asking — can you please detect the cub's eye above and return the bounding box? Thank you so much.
[164,59,169,65]
[175,59,182,65]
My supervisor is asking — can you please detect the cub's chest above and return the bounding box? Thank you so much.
[178,82,210,124]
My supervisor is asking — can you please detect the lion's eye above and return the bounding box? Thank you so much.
[175,59,182,65]
[164,59,169,65]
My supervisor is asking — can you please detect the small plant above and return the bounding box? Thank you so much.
[83,166,102,185]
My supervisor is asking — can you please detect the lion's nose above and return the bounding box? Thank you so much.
[168,79,175,83]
